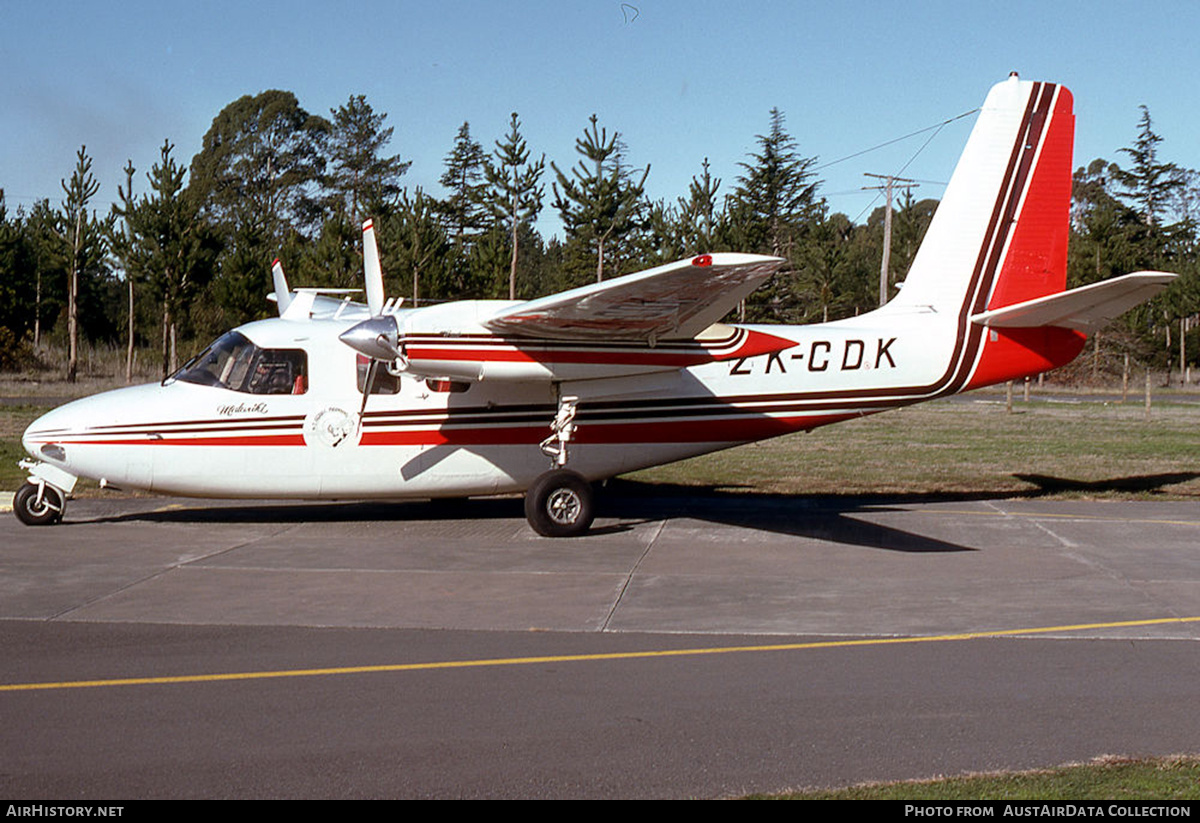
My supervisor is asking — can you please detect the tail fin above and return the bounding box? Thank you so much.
[884,75,1089,390]
[892,75,1074,315]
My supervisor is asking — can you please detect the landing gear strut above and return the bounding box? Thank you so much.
[14,481,65,526]
[538,394,578,467]
[525,394,594,537]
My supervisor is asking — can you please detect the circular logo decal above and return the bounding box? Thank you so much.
[305,406,358,448]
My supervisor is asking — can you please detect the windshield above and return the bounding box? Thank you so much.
[174,331,308,395]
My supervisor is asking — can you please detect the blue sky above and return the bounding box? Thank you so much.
[3,0,1198,239]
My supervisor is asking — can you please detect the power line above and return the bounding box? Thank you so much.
[813,108,979,172]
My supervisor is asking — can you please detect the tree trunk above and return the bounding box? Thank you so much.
[509,191,519,301]
[1180,317,1187,386]
[161,302,171,379]
[124,160,135,384]
[126,277,135,384]
[34,269,41,349]
[67,210,82,383]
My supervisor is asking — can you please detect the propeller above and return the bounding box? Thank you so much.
[339,219,407,432]
[339,220,404,362]
[270,258,292,316]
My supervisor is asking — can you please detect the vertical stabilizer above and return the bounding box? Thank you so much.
[891,76,1075,315]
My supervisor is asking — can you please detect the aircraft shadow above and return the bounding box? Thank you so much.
[1011,471,1200,495]
[79,471,1198,555]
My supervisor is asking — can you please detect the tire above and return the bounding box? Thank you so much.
[524,469,594,538]
[14,482,65,526]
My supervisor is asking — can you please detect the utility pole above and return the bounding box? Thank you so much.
[863,173,918,306]
[122,160,135,384]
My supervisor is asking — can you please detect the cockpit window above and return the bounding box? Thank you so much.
[174,331,308,395]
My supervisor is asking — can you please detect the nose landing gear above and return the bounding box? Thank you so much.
[13,481,65,526]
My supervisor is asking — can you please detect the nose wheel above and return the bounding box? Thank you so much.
[14,481,65,526]
[524,469,594,538]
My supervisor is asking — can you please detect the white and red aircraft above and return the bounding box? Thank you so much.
[15,75,1174,535]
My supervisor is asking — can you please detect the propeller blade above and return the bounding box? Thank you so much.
[363,219,384,316]
[271,258,292,316]
[357,358,379,435]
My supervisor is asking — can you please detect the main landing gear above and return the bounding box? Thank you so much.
[524,395,595,538]
[13,481,65,526]
[524,468,594,538]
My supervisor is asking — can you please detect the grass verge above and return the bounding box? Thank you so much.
[753,755,1200,800]
[627,398,1200,500]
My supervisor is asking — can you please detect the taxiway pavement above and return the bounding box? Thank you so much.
[2,489,1198,798]
[3,490,1199,638]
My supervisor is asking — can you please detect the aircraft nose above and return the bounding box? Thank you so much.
[23,403,75,464]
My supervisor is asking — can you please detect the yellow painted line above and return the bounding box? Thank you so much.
[911,508,1200,527]
[3,615,1200,693]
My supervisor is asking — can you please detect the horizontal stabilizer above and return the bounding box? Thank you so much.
[970,271,1175,331]
[485,253,784,342]
[281,288,366,321]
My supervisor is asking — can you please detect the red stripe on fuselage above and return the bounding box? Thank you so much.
[359,412,855,446]
[42,434,307,447]
[404,328,794,367]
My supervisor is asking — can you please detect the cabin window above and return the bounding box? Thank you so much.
[174,331,308,395]
[356,354,403,395]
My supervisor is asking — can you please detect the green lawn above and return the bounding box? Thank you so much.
[755,756,1200,800]
[628,397,1200,500]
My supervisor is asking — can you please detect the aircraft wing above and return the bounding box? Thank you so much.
[971,271,1176,331]
[484,253,785,342]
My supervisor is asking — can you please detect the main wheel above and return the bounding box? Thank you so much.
[524,469,594,537]
[14,482,65,526]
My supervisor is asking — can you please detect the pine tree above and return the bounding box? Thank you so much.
[1114,106,1182,227]
[325,94,410,225]
[1069,158,1141,288]
[793,213,855,323]
[551,114,650,282]
[729,108,821,258]
[675,157,722,254]
[646,200,687,264]
[55,147,112,382]
[1110,108,1189,361]
[112,141,219,377]
[303,212,361,289]
[379,188,450,305]
[440,122,488,250]
[727,109,823,321]
[484,113,544,299]
[0,192,38,351]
